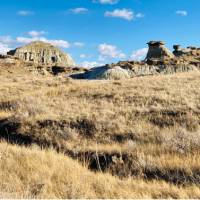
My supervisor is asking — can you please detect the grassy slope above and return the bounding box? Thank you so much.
[1,142,200,199]
[0,71,200,198]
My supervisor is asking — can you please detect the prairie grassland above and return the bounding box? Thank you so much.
[1,141,200,199]
[0,71,200,198]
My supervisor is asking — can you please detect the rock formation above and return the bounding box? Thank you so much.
[0,53,85,76]
[76,40,200,80]
[146,41,174,61]
[7,41,75,67]
[173,45,200,59]
[2,39,200,79]
[80,66,131,80]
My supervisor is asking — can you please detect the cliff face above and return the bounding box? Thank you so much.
[7,41,75,67]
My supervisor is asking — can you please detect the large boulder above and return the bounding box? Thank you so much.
[82,66,131,80]
[7,41,75,67]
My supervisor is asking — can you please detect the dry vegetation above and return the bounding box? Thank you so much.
[0,69,200,198]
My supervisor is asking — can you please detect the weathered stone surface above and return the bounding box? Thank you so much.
[173,45,200,62]
[146,41,174,61]
[79,66,131,80]
[7,41,75,67]
[75,40,200,80]
[0,54,84,76]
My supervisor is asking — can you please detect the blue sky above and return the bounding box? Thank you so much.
[0,0,200,67]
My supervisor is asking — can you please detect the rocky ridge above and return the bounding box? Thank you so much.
[77,41,200,80]
[1,40,200,78]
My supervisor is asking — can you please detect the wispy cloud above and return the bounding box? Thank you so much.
[93,0,119,5]
[80,54,87,58]
[73,42,85,47]
[130,48,148,61]
[0,36,16,54]
[69,8,88,14]
[104,9,144,21]
[27,31,46,37]
[0,36,14,45]
[80,61,104,68]
[136,13,145,18]
[98,43,126,60]
[17,10,35,16]
[176,10,188,16]
[105,9,133,20]
[0,43,11,54]
[0,30,88,52]
[16,37,70,48]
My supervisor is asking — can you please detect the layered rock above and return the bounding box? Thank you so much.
[173,45,200,59]
[7,41,75,67]
[146,41,174,61]
[76,41,200,80]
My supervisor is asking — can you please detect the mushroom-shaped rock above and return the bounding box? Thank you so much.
[146,41,174,60]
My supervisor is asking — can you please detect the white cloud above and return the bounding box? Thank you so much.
[0,43,11,54]
[80,54,86,58]
[80,61,104,68]
[18,10,35,16]
[176,10,188,16]
[48,39,70,48]
[0,31,83,54]
[80,54,94,59]
[69,8,88,14]
[98,43,126,60]
[74,42,85,47]
[93,0,119,4]
[0,36,15,54]
[16,37,70,48]
[130,48,148,61]
[0,32,72,54]
[16,37,34,44]
[105,9,133,20]
[27,31,46,37]
[136,13,145,18]
[105,9,144,21]
[0,36,14,45]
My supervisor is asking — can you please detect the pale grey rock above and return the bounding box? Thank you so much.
[7,41,75,67]
[82,66,131,80]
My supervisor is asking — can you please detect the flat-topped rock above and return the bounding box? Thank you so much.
[146,40,174,61]
[7,41,75,67]
[147,41,165,46]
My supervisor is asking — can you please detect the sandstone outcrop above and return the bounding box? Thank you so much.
[0,53,85,76]
[146,41,175,61]
[76,41,200,80]
[7,41,75,67]
[173,45,200,59]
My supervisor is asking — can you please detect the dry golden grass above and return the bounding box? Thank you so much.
[0,70,200,198]
[1,141,200,199]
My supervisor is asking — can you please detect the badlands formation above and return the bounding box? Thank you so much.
[1,40,200,79]
[7,41,75,67]
[0,40,200,198]
[82,41,200,80]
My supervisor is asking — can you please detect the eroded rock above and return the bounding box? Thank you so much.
[7,41,75,67]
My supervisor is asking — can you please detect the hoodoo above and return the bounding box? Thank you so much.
[7,41,75,67]
[146,41,174,61]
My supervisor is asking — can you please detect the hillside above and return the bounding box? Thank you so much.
[0,69,200,198]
